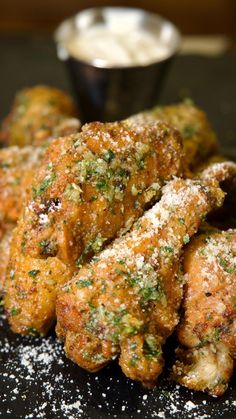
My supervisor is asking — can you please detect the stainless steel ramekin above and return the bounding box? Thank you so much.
[54,7,181,122]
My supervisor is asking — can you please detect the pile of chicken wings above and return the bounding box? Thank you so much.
[0,85,235,396]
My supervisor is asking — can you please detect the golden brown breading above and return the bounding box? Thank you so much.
[0,146,46,226]
[199,160,236,185]
[0,143,86,297]
[0,228,13,296]
[0,85,80,147]
[10,121,184,264]
[199,161,236,229]
[4,120,184,336]
[56,177,224,387]
[5,241,72,334]
[173,230,236,396]
[128,101,219,170]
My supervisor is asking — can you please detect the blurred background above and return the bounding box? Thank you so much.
[1,0,236,37]
[0,0,236,151]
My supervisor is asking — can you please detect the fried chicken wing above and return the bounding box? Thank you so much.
[4,120,184,335]
[0,141,90,296]
[173,230,236,396]
[56,177,224,387]
[0,85,80,147]
[128,101,219,170]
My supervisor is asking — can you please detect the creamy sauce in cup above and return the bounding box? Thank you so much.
[66,24,170,67]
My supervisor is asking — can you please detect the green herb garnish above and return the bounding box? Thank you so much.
[28,269,40,278]
[76,279,93,288]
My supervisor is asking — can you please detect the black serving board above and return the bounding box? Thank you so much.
[0,308,236,419]
[0,36,236,419]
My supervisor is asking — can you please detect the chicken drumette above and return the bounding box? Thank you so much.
[0,85,80,147]
[56,177,225,387]
[0,112,81,295]
[173,229,236,396]
[4,120,184,335]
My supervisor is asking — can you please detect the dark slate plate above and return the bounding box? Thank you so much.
[0,36,236,419]
[1,308,236,419]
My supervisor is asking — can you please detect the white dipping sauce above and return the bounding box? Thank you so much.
[66,24,170,67]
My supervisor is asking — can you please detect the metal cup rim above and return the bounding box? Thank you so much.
[54,6,182,70]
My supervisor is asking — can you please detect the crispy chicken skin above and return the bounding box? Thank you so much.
[0,229,13,296]
[6,244,72,335]
[0,146,49,298]
[4,120,184,335]
[0,85,80,147]
[56,177,224,387]
[199,161,236,229]
[173,230,236,396]
[0,146,47,227]
[199,161,236,184]
[128,102,219,170]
